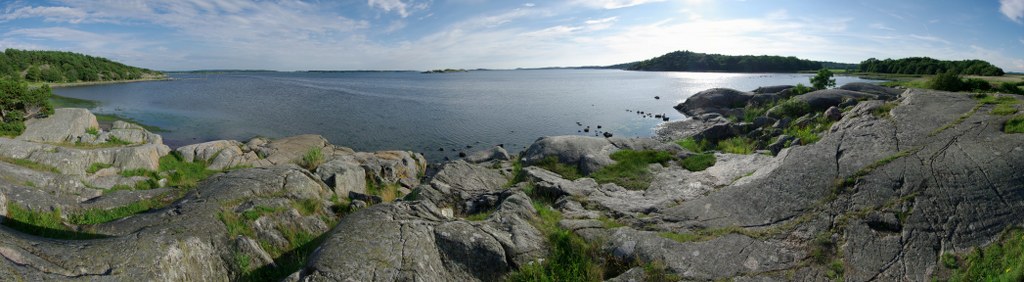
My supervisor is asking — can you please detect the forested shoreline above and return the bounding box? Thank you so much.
[0,49,163,83]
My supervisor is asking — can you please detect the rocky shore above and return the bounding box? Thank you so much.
[0,83,1022,281]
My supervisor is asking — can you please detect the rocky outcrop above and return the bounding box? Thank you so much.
[464,145,511,163]
[0,138,170,176]
[521,136,678,175]
[16,108,99,143]
[673,88,753,118]
[299,190,545,281]
[792,89,878,111]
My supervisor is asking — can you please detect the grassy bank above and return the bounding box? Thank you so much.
[29,76,171,88]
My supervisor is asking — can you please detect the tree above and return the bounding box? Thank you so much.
[810,68,836,89]
[26,65,41,81]
[929,71,964,91]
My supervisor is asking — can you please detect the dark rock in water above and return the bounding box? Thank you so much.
[662,116,670,121]
[597,125,602,129]
[751,85,794,94]
[439,148,444,151]
[655,96,660,99]
[458,152,467,158]
[497,144,504,148]
[603,132,613,138]
[824,106,842,121]
[674,88,753,118]
[584,128,590,133]
[655,114,662,118]
[576,121,582,126]
[466,145,473,149]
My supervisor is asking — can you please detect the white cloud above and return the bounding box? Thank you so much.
[1000,0,1024,23]
[368,0,411,18]
[869,23,895,31]
[0,6,88,23]
[909,34,950,45]
[573,0,666,10]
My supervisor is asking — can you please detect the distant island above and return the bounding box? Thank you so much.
[0,49,164,83]
[858,57,1004,76]
[610,50,829,73]
[421,68,469,74]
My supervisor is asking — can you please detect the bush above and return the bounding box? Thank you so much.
[929,72,965,91]
[949,229,1024,281]
[810,69,836,89]
[676,137,710,153]
[792,83,813,95]
[773,98,812,118]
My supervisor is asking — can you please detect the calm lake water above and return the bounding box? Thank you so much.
[53,70,881,161]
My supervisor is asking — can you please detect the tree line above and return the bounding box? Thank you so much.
[615,51,824,73]
[859,57,1004,76]
[0,49,162,83]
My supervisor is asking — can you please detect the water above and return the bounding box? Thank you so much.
[52,69,882,161]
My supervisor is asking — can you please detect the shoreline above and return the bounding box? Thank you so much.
[35,76,172,88]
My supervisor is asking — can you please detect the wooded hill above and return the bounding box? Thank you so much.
[612,50,825,73]
[859,57,1004,76]
[0,49,162,83]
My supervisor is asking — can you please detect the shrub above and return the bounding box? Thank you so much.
[773,98,812,118]
[86,127,99,136]
[810,69,836,89]
[792,83,813,95]
[590,150,673,190]
[717,137,755,154]
[929,71,965,91]
[300,147,324,170]
[680,153,716,171]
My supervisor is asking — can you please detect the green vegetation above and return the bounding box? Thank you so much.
[642,261,681,282]
[68,197,166,225]
[505,201,604,282]
[810,68,836,89]
[773,98,813,119]
[1005,114,1024,134]
[873,102,898,118]
[680,153,716,172]
[0,49,162,83]
[590,150,673,190]
[86,162,112,174]
[300,147,324,170]
[365,178,402,203]
[0,78,54,136]
[859,57,1004,76]
[465,209,494,221]
[947,229,1024,281]
[50,94,99,108]
[159,152,219,189]
[219,201,337,282]
[792,83,813,95]
[620,50,823,73]
[716,137,755,154]
[2,203,104,239]
[535,155,583,180]
[676,137,711,153]
[85,127,99,136]
[94,113,166,132]
[0,156,61,173]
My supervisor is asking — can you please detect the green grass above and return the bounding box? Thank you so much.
[642,261,681,282]
[679,153,716,172]
[300,147,324,170]
[0,156,61,173]
[597,216,625,228]
[772,98,812,118]
[535,155,582,180]
[86,162,112,174]
[657,226,757,244]
[105,135,134,146]
[505,201,604,282]
[784,125,820,145]
[241,206,285,221]
[2,202,108,239]
[873,102,898,118]
[1005,114,1024,133]
[159,152,218,189]
[837,149,913,189]
[948,229,1024,282]
[589,150,673,190]
[465,209,494,221]
[992,104,1018,116]
[676,137,711,153]
[365,179,402,203]
[85,127,99,136]
[292,199,323,216]
[717,137,755,154]
[67,198,164,225]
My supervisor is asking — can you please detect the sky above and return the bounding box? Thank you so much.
[1,0,1023,72]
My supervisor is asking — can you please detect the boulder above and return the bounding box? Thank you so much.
[0,138,170,175]
[674,88,753,118]
[521,136,616,175]
[105,121,163,145]
[751,85,794,94]
[464,146,511,164]
[793,89,878,111]
[16,108,98,143]
[824,106,842,121]
[175,140,256,170]
[839,82,904,98]
[315,158,367,197]
[352,150,427,188]
[419,160,508,213]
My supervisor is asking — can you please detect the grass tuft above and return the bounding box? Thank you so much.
[717,137,755,154]
[949,229,1024,281]
[589,150,673,190]
[676,137,710,153]
[300,147,324,171]
[992,104,1018,116]
[680,153,716,172]
[535,155,583,180]
[86,162,112,174]
[1005,114,1024,134]
[0,156,61,174]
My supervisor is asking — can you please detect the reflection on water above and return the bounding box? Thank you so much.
[52,69,881,161]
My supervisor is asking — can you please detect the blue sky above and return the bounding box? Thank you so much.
[1,0,1023,72]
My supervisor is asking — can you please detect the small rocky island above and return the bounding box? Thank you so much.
[0,82,1021,281]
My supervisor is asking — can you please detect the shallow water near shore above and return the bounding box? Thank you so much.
[52,69,881,161]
